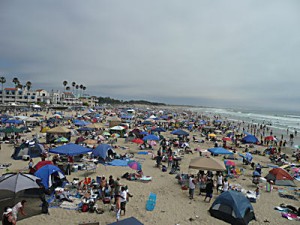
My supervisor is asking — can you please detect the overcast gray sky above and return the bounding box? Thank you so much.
[1,0,300,110]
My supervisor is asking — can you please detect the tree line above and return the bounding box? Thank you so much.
[97,96,166,106]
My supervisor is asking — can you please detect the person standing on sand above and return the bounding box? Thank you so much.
[204,179,214,203]
[216,172,223,194]
[115,195,121,222]
[188,175,196,199]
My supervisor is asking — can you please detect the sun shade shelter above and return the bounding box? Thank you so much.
[189,157,226,171]
[92,144,115,160]
[209,190,256,225]
[46,126,71,143]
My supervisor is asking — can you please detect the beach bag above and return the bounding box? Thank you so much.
[82,203,89,212]
[162,165,167,172]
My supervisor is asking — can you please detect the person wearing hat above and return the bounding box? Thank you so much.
[2,207,16,225]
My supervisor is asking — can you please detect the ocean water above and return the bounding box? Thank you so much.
[188,106,300,147]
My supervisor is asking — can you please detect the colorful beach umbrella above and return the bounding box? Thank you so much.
[131,138,144,144]
[54,137,69,143]
[222,137,232,142]
[224,160,235,167]
[127,160,142,171]
[264,136,277,141]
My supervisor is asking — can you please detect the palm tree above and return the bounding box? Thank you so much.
[75,84,79,97]
[82,86,86,97]
[0,76,6,104]
[25,81,32,104]
[79,84,83,97]
[63,81,68,90]
[12,77,19,103]
[72,82,76,93]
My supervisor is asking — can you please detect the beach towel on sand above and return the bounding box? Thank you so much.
[146,192,156,211]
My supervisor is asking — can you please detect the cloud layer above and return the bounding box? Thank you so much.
[1,0,300,110]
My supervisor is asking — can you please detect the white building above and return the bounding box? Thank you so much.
[0,87,37,104]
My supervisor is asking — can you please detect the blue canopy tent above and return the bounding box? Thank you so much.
[49,143,91,156]
[208,147,233,156]
[92,144,115,160]
[242,135,259,144]
[108,217,144,225]
[171,129,189,136]
[209,190,255,225]
[34,165,66,189]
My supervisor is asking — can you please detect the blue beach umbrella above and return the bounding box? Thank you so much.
[171,129,189,136]
[143,134,160,141]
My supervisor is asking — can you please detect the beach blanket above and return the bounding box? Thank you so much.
[59,197,81,210]
[138,176,152,183]
[137,151,149,155]
[107,159,129,167]
[279,193,299,201]
[281,213,300,221]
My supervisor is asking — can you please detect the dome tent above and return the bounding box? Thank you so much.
[12,139,45,160]
[209,190,255,225]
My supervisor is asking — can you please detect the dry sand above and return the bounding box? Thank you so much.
[0,109,299,225]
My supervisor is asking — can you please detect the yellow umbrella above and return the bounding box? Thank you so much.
[208,133,216,137]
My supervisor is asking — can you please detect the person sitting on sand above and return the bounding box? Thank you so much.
[135,170,143,179]
[58,188,73,202]
[2,207,16,225]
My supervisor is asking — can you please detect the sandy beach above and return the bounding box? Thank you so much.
[0,106,299,225]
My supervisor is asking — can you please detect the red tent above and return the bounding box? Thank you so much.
[265,168,295,186]
[34,160,53,171]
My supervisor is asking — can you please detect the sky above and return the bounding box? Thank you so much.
[0,0,300,111]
